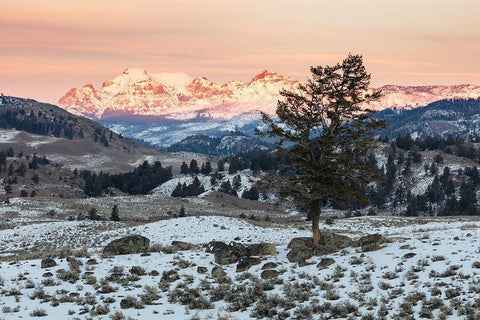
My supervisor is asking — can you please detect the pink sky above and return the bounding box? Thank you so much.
[1,0,480,104]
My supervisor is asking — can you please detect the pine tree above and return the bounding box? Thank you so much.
[180,161,189,174]
[217,159,225,172]
[110,205,120,221]
[179,206,186,217]
[189,159,199,174]
[257,54,385,246]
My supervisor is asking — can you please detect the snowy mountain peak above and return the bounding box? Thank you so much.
[58,68,480,121]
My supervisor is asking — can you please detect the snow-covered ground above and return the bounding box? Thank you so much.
[0,214,480,319]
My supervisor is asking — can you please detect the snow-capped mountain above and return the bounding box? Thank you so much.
[59,68,299,120]
[59,68,480,120]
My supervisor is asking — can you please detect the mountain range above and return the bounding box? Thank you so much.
[57,68,480,147]
[59,68,480,121]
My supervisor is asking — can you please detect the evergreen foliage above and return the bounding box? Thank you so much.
[257,54,385,245]
[82,161,172,196]
[111,205,120,221]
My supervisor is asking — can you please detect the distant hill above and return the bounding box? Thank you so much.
[375,98,480,140]
[0,96,164,173]
[167,132,272,156]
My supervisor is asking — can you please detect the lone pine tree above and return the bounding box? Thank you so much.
[258,54,385,246]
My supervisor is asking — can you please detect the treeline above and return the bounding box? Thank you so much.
[385,133,480,161]
[0,103,118,147]
[81,161,172,196]
[0,108,80,139]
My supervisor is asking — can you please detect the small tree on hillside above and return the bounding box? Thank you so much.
[257,54,385,246]
[88,207,100,220]
[179,206,186,217]
[111,205,120,221]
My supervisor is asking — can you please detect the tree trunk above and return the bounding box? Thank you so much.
[311,201,322,247]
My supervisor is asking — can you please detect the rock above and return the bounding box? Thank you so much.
[83,271,94,277]
[467,233,473,237]
[287,247,313,264]
[260,269,279,279]
[103,235,150,255]
[261,262,278,270]
[42,272,53,277]
[197,266,208,274]
[321,230,353,250]
[86,258,98,265]
[403,252,416,259]
[287,231,353,263]
[247,243,277,256]
[287,237,313,250]
[171,241,199,251]
[354,233,386,252]
[209,241,248,265]
[236,257,261,272]
[453,236,460,241]
[229,242,249,258]
[214,249,240,265]
[149,270,159,276]
[317,258,335,269]
[41,258,57,269]
[211,266,226,278]
[399,245,410,250]
[205,241,229,254]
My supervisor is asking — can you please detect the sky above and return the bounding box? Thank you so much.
[1,0,480,104]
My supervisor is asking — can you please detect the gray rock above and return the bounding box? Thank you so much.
[287,237,313,250]
[41,258,57,269]
[262,262,278,270]
[321,230,353,250]
[260,269,279,279]
[214,249,240,265]
[211,266,226,278]
[247,243,277,256]
[287,247,313,264]
[236,257,261,272]
[317,258,335,269]
[197,266,208,274]
[103,235,150,255]
[171,241,199,251]
[354,233,386,252]
[86,258,98,265]
[403,252,416,259]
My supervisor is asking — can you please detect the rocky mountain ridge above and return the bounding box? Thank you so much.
[58,68,480,121]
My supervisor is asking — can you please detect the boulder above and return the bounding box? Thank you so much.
[247,243,277,256]
[171,241,199,251]
[287,237,313,250]
[317,258,335,269]
[354,233,386,252]
[262,262,278,270]
[287,247,313,264]
[321,230,353,250]
[103,235,150,255]
[287,231,353,263]
[236,257,261,272]
[207,241,248,265]
[211,266,226,278]
[41,258,57,269]
[403,252,416,259]
[197,266,208,274]
[260,269,279,280]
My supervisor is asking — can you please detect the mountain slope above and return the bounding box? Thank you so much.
[0,96,165,172]
[375,98,480,139]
